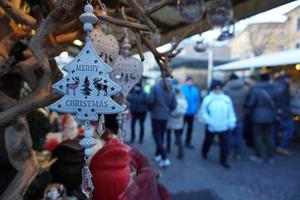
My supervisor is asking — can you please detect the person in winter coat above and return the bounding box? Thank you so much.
[201,80,236,169]
[246,73,278,164]
[127,83,148,143]
[147,78,177,168]
[273,74,294,156]
[290,88,300,116]
[181,76,200,149]
[166,86,188,159]
[223,74,249,159]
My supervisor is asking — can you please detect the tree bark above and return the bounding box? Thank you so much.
[1,117,39,200]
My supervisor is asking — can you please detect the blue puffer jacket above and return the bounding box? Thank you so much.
[181,85,200,116]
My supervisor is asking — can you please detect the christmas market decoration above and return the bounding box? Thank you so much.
[177,0,205,23]
[111,43,143,97]
[50,39,124,120]
[49,2,124,198]
[91,27,120,67]
[207,0,233,27]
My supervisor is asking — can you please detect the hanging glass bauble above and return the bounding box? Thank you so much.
[177,0,205,23]
[207,0,233,27]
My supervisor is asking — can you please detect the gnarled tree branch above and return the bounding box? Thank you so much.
[0,0,37,27]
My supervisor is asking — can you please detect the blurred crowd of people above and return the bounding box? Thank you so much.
[126,71,300,169]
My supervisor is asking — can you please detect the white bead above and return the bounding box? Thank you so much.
[84,148,93,157]
[84,23,93,32]
[84,4,94,13]
[84,129,93,138]
[80,138,97,149]
[80,13,98,24]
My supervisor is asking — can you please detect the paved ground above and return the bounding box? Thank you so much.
[125,115,300,200]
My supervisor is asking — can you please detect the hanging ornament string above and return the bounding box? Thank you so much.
[121,7,131,57]
[50,0,124,198]
[97,0,108,32]
[116,7,131,141]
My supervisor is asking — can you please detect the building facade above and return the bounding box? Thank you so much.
[229,6,300,59]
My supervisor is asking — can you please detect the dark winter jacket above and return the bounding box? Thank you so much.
[290,90,300,116]
[223,79,249,121]
[246,81,279,124]
[147,80,177,120]
[274,78,290,117]
[127,90,148,113]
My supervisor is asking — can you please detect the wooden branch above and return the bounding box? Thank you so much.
[0,33,19,59]
[14,57,39,89]
[0,33,26,77]
[0,6,4,16]
[1,117,39,200]
[0,90,16,110]
[134,31,145,61]
[127,0,157,32]
[0,91,61,125]
[97,13,150,31]
[140,33,171,91]
[145,0,172,16]
[0,0,37,27]
[55,31,78,43]
[54,18,79,35]
[0,4,68,126]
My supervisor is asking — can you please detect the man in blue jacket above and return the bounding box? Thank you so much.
[181,76,200,149]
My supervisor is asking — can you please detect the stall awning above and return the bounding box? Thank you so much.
[170,56,231,69]
[214,49,300,71]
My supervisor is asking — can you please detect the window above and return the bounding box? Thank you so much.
[296,43,300,49]
[297,18,300,31]
[278,44,285,51]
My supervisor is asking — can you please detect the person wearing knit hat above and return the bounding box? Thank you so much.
[200,79,236,169]
[90,137,172,200]
[90,139,131,200]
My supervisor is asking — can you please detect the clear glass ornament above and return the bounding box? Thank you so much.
[96,114,105,136]
[117,112,127,140]
[177,0,205,23]
[81,162,94,199]
[207,0,233,27]
[217,19,235,41]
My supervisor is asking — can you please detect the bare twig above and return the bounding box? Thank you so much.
[134,31,145,61]
[0,0,37,27]
[127,0,157,32]
[97,13,150,31]
[145,0,173,16]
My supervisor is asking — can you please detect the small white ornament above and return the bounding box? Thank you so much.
[91,28,119,67]
[84,4,94,13]
[80,12,98,24]
[111,55,143,97]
